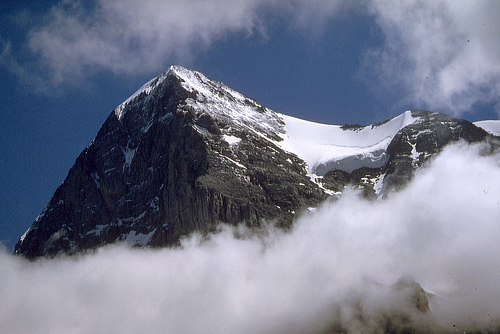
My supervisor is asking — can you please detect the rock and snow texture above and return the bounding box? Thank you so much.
[14,66,499,259]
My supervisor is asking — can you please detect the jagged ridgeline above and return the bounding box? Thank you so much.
[15,66,499,259]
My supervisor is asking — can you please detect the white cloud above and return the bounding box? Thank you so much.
[365,0,500,116]
[26,0,267,84]
[0,37,45,90]
[1,142,500,333]
[3,0,500,116]
[266,0,349,33]
[8,0,348,86]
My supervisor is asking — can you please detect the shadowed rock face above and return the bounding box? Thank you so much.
[384,110,493,191]
[15,67,499,259]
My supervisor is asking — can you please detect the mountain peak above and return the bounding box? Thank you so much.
[113,65,197,120]
[15,67,498,259]
[115,65,284,142]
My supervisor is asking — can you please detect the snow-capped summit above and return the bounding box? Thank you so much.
[15,66,498,259]
[115,66,284,141]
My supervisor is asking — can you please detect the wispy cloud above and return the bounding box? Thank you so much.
[1,142,499,333]
[0,37,44,90]
[364,0,500,116]
[3,0,348,86]
[26,0,265,83]
[2,0,500,117]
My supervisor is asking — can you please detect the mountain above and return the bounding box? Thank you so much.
[15,66,499,259]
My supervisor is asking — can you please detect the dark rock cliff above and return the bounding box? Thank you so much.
[15,66,325,259]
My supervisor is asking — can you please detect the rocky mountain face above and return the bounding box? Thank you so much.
[15,66,499,259]
[319,110,496,197]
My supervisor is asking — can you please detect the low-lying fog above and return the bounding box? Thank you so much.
[1,142,499,333]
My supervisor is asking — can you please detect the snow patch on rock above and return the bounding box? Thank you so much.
[223,135,241,146]
[123,229,156,247]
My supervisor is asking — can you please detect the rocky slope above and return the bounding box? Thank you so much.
[316,110,496,197]
[15,66,498,259]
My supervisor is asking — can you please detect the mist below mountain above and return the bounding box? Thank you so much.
[2,142,500,333]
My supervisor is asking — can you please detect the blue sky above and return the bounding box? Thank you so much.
[1,0,499,250]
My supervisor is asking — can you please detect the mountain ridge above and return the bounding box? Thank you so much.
[15,65,499,259]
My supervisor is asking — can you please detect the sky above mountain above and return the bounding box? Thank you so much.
[1,0,500,249]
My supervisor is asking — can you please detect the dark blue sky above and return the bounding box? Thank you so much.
[1,1,499,250]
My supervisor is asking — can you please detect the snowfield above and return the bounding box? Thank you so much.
[278,111,419,175]
[474,120,500,136]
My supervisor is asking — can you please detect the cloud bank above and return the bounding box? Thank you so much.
[1,142,500,333]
